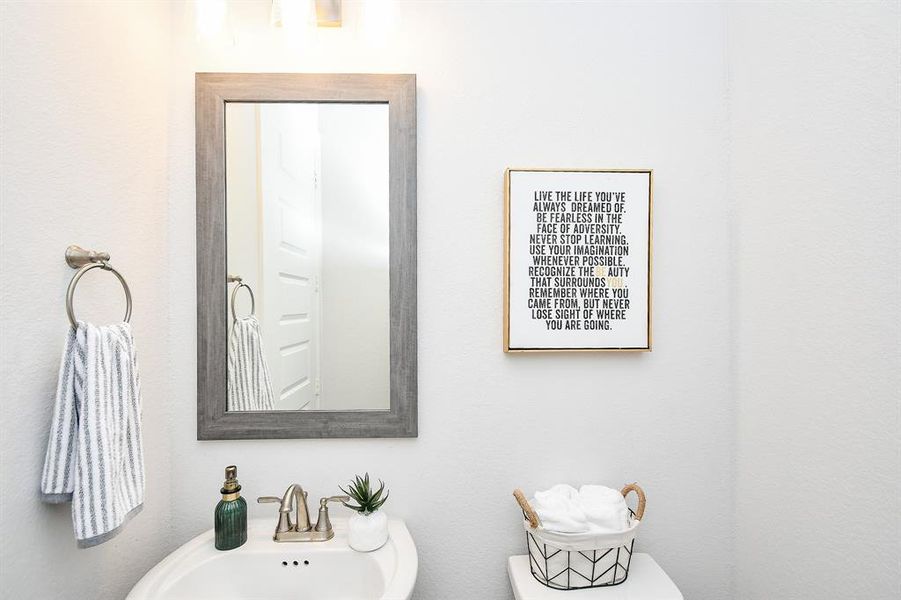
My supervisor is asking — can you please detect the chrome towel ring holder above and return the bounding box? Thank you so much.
[65,245,132,327]
[228,275,255,320]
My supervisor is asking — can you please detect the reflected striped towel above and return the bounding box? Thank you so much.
[227,316,275,411]
[41,322,144,548]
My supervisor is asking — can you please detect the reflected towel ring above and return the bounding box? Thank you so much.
[229,277,255,320]
[65,261,133,327]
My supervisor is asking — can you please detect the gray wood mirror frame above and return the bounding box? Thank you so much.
[196,73,417,439]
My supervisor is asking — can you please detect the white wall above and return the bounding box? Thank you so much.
[166,2,734,599]
[318,104,390,410]
[0,2,173,599]
[225,103,263,323]
[728,3,901,599]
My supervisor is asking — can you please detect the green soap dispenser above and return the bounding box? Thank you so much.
[215,465,247,551]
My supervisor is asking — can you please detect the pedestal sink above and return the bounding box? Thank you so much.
[127,518,417,600]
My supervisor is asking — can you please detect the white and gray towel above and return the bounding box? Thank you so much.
[41,322,144,548]
[227,316,275,411]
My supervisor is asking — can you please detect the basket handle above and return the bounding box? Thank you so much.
[513,488,540,528]
[621,483,646,520]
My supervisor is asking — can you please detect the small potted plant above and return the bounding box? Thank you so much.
[341,473,390,552]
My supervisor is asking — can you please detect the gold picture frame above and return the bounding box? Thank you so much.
[503,168,653,353]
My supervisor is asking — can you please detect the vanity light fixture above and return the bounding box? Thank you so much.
[271,0,342,29]
[314,0,342,27]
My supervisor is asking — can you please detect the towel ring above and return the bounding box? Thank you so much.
[65,261,133,327]
[229,278,255,320]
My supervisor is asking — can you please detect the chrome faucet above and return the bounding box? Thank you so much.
[258,484,348,542]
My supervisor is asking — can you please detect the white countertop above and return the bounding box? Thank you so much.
[508,554,682,600]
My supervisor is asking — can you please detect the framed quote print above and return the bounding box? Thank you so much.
[504,168,652,352]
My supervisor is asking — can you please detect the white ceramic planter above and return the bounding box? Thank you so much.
[348,510,389,552]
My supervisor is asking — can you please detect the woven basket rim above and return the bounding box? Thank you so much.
[524,517,640,551]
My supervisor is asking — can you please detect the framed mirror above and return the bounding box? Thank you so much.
[196,73,416,439]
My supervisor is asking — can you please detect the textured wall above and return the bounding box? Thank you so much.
[0,2,173,598]
[165,2,734,599]
[729,3,901,599]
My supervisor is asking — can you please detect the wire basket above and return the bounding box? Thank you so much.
[513,484,646,590]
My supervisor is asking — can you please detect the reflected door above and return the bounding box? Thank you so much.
[259,104,322,410]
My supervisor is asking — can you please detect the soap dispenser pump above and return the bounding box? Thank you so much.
[215,465,247,551]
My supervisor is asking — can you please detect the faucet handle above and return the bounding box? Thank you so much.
[314,495,350,533]
[258,495,291,528]
[259,494,296,533]
[320,495,350,507]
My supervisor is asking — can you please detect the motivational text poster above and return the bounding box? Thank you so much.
[505,169,652,351]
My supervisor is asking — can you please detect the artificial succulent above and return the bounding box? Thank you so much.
[340,472,389,515]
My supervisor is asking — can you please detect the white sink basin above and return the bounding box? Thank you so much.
[127,518,417,600]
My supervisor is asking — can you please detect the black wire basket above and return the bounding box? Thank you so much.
[513,484,646,591]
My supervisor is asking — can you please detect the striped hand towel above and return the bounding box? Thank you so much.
[41,322,144,548]
[227,316,275,411]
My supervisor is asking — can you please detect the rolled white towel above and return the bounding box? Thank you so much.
[532,484,587,533]
[578,485,632,533]
[531,484,632,534]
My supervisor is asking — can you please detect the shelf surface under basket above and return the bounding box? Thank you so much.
[508,553,682,600]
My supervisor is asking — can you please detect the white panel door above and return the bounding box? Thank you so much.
[258,104,322,410]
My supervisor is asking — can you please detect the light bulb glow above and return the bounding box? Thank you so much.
[362,0,397,44]
[273,0,312,31]
[195,0,227,39]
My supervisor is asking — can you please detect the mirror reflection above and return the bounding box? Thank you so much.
[225,102,390,412]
